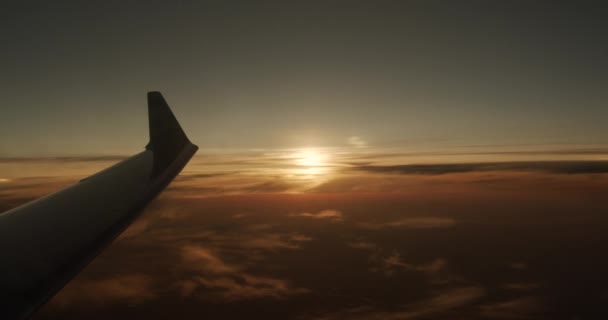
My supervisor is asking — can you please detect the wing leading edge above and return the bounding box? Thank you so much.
[0,92,198,319]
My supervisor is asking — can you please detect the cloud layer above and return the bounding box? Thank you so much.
[1,154,607,319]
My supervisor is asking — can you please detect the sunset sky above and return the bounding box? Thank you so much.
[1,1,608,157]
[2,2,608,320]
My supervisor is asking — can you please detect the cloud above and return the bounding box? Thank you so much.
[290,234,313,242]
[174,172,236,182]
[358,217,455,229]
[183,274,309,301]
[311,286,485,320]
[503,283,541,291]
[9,163,606,320]
[348,136,368,148]
[181,245,239,274]
[240,180,297,193]
[178,244,309,301]
[347,241,377,250]
[509,262,528,270]
[345,148,608,162]
[166,177,304,197]
[289,209,343,221]
[0,177,75,207]
[371,251,447,277]
[239,233,311,250]
[51,275,156,307]
[425,286,486,312]
[479,297,545,319]
[169,227,313,252]
[354,161,608,175]
[417,258,447,274]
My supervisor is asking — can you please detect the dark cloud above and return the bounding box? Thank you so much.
[348,148,608,161]
[509,262,529,271]
[479,297,546,319]
[358,217,455,230]
[354,161,608,175]
[503,283,541,291]
[309,286,485,320]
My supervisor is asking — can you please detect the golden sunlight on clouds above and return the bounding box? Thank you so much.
[0,178,10,183]
[289,149,332,178]
[294,149,327,167]
[288,209,343,221]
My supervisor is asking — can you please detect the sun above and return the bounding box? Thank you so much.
[289,149,332,178]
[295,150,326,167]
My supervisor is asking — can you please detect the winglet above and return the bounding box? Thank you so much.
[146,91,190,153]
[146,92,196,176]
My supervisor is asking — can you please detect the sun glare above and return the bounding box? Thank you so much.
[289,149,332,178]
[295,150,326,167]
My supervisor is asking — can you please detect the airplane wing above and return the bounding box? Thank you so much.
[0,92,198,319]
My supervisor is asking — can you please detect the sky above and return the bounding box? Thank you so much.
[1,1,608,156]
[2,2,608,319]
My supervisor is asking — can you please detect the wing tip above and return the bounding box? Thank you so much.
[146,91,191,150]
[147,90,162,98]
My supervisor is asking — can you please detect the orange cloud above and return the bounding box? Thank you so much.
[289,209,343,221]
[358,217,455,230]
[178,244,309,301]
